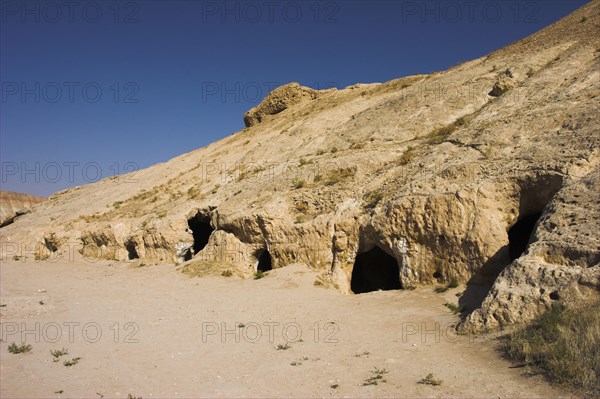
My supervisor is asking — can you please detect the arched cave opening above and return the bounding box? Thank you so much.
[508,213,542,261]
[125,241,139,260]
[256,249,273,272]
[351,246,402,294]
[188,214,214,255]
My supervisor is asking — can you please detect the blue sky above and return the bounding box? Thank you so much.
[0,0,589,196]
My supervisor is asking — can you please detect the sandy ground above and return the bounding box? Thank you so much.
[0,258,571,398]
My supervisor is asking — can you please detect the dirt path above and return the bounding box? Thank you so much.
[0,259,570,398]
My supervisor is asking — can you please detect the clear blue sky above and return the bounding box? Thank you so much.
[0,0,589,197]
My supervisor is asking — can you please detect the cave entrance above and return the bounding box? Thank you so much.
[125,241,139,260]
[351,246,402,294]
[459,175,562,317]
[255,249,272,272]
[188,214,214,255]
[508,213,542,261]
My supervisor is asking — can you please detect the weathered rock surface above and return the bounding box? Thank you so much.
[1,1,599,331]
[488,70,516,97]
[243,82,322,127]
[0,191,46,227]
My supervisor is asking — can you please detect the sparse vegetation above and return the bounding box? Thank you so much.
[330,384,339,389]
[187,186,202,198]
[418,373,442,386]
[435,278,459,293]
[504,300,600,396]
[276,342,291,350]
[12,255,21,261]
[527,68,535,78]
[113,201,123,209]
[316,149,326,156]
[221,269,233,277]
[183,260,239,278]
[351,141,365,150]
[483,147,494,159]
[398,146,416,165]
[363,189,383,209]
[426,123,457,144]
[323,168,355,186]
[51,348,69,362]
[426,114,473,145]
[254,271,266,280]
[355,351,370,357]
[292,179,306,189]
[8,343,32,354]
[362,367,389,386]
[63,357,81,367]
[444,302,463,314]
[295,214,311,224]
[156,210,167,219]
[330,146,338,154]
[290,357,308,366]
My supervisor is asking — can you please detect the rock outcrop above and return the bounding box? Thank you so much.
[0,191,46,227]
[243,82,322,127]
[1,1,599,332]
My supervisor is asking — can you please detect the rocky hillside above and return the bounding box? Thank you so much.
[0,191,45,227]
[1,1,598,332]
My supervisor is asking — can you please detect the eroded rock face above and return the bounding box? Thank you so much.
[459,167,600,332]
[0,191,46,227]
[488,70,516,97]
[243,82,321,127]
[1,1,599,332]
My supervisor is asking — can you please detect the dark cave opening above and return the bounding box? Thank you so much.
[125,241,139,260]
[256,249,272,272]
[351,246,402,294]
[459,175,562,318]
[188,214,214,255]
[183,248,192,262]
[508,213,542,261]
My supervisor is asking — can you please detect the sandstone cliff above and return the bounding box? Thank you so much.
[1,1,599,331]
[0,191,46,227]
